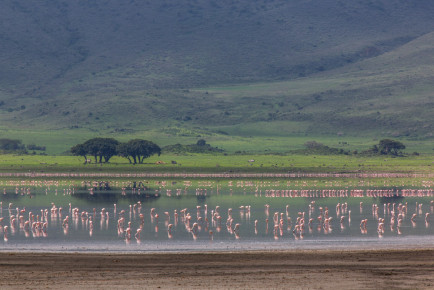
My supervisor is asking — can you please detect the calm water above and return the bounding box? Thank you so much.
[0,183,433,252]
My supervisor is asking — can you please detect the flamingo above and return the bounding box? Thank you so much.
[135,228,142,242]
[167,224,173,239]
[3,225,9,242]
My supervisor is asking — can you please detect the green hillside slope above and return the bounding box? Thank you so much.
[198,31,434,138]
[0,0,433,140]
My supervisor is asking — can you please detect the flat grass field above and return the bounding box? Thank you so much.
[1,126,433,155]
[0,153,432,174]
[0,129,432,175]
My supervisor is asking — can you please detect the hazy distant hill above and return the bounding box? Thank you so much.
[0,0,433,138]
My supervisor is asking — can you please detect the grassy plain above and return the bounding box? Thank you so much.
[1,126,433,155]
[0,152,432,174]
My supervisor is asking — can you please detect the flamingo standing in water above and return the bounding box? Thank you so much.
[340,216,346,231]
[89,217,93,236]
[167,224,173,239]
[411,213,417,228]
[3,225,8,242]
[233,223,240,239]
[360,219,368,234]
[1,199,431,247]
[273,225,279,240]
[191,223,198,240]
[125,222,132,241]
[135,228,142,242]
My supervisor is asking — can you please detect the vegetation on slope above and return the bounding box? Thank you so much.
[0,0,433,141]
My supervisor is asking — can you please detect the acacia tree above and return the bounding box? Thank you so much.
[117,142,133,164]
[118,139,161,164]
[89,138,119,163]
[73,138,119,163]
[70,143,88,163]
[100,138,119,162]
[378,139,406,156]
[71,138,160,164]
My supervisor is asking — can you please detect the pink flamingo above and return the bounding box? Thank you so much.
[3,225,8,242]
[234,223,240,239]
[167,224,173,239]
[135,228,142,242]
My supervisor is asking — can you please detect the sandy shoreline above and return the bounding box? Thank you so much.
[0,249,432,289]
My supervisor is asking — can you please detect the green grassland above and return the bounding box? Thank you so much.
[0,151,432,174]
[0,124,432,156]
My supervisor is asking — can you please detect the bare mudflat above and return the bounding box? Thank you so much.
[0,249,433,289]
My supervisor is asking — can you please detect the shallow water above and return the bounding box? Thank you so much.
[0,185,433,253]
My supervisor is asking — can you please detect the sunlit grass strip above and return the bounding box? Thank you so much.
[0,172,432,178]
[0,154,433,174]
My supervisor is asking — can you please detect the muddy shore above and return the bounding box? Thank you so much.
[0,249,433,289]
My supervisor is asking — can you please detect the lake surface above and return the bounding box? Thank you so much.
[0,179,433,252]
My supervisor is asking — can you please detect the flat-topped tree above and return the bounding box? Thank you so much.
[70,143,88,163]
[118,139,161,164]
[82,138,119,163]
[378,139,406,156]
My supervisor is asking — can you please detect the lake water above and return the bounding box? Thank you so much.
[0,180,433,252]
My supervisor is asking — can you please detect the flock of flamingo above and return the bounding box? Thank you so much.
[0,197,432,244]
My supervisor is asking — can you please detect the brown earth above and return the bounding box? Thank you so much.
[0,249,433,289]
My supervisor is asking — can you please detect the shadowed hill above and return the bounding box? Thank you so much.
[196,31,434,138]
[0,0,433,138]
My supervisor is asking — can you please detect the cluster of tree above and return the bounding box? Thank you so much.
[363,139,406,156]
[289,139,408,156]
[71,138,161,164]
[27,144,46,151]
[0,138,46,154]
[162,139,224,154]
[291,141,350,155]
[0,138,25,152]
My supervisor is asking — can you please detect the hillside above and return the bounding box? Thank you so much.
[198,31,434,138]
[0,0,433,140]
